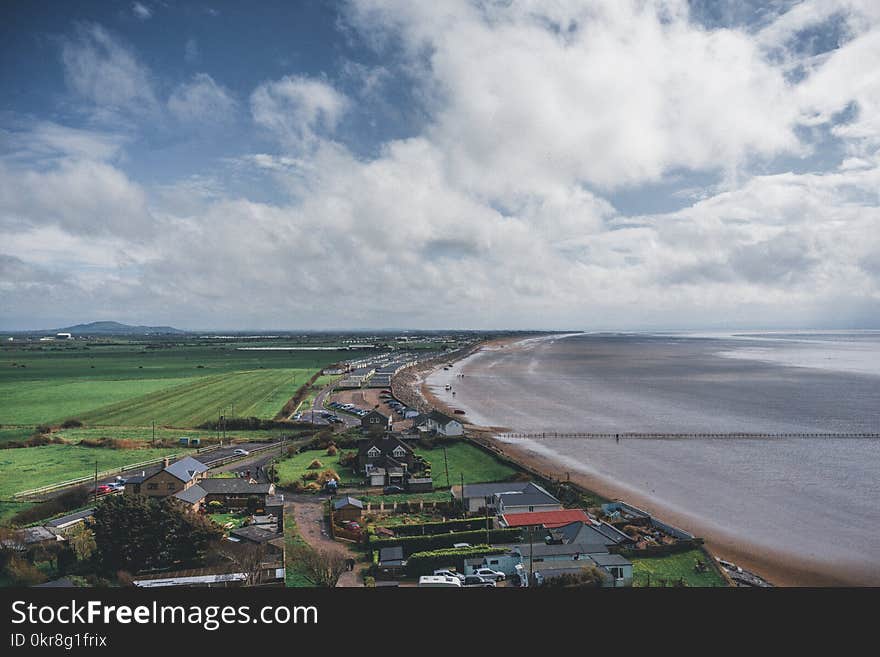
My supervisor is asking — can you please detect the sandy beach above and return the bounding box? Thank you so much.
[407,334,879,587]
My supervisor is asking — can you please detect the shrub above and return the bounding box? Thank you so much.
[369,528,522,557]
[61,419,84,429]
[301,472,318,481]
[208,500,224,510]
[5,557,48,586]
[35,424,53,435]
[405,546,508,576]
[317,469,340,485]
[326,445,338,456]
[307,459,323,470]
[338,451,357,467]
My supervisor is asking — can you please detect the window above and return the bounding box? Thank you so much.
[528,506,534,512]
[609,567,624,580]
[167,483,176,490]
[369,416,379,424]
[392,446,406,457]
[367,446,380,457]
[147,483,158,490]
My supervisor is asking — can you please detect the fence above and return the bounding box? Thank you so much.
[11,441,273,500]
[498,431,880,440]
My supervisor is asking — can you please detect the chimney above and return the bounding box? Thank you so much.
[162,457,170,469]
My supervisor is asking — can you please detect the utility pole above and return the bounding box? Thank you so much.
[94,460,98,505]
[529,525,534,586]
[151,420,155,447]
[443,446,451,489]
[459,472,465,510]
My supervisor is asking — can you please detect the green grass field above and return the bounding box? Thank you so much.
[632,549,728,587]
[0,444,180,498]
[79,368,309,427]
[413,442,517,488]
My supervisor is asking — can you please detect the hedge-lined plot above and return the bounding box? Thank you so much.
[80,369,310,427]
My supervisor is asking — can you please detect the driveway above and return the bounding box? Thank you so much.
[286,495,361,587]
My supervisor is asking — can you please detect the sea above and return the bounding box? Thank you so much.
[425,331,880,582]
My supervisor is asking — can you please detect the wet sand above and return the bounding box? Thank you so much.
[413,334,880,587]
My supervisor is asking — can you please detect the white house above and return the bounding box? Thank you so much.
[416,410,464,436]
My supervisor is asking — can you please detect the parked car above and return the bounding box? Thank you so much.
[472,567,505,582]
[233,448,250,456]
[418,575,462,588]
[452,542,471,549]
[383,485,405,495]
[463,576,496,587]
[433,569,465,582]
[106,481,125,491]
[95,484,113,495]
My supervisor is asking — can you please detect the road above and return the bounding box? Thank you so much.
[295,379,361,429]
[286,495,361,587]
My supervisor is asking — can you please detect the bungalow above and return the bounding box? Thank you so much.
[494,483,563,515]
[361,409,391,434]
[453,482,541,513]
[499,508,591,530]
[198,479,275,509]
[547,520,635,548]
[333,496,364,522]
[125,456,209,499]
[414,410,463,436]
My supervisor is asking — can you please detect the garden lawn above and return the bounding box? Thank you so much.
[275,449,355,487]
[209,513,247,530]
[632,549,728,587]
[359,491,453,504]
[0,444,183,498]
[413,441,517,488]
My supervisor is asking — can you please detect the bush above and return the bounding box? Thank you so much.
[5,557,48,586]
[317,469,340,485]
[301,472,318,481]
[391,517,492,537]
[10,485,91,526]
[369,528,522,557]
[326,445,338,456]
[405,546,508,576]
[208,500,224,510]
[307,459,323,470]
[35,424,53,435]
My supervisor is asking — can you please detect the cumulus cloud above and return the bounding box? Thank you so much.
[250,75,349,149]
[168,73,238,124]
[132,3,152,21]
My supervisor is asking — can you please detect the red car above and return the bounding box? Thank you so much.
[96,484,113,495]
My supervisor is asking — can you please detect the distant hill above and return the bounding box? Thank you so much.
[53,321,188,336]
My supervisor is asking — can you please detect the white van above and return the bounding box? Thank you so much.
[418,575,462,588]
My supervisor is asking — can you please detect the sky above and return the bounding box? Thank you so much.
[1,0,880,331]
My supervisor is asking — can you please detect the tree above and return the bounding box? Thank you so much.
[217,542,270,587]
[289,545,348,587]
[67,524,96,562]
[92,495,222,573]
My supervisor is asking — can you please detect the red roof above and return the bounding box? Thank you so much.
[500,509,592,529]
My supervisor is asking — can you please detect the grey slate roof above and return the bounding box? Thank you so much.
[333,496,364,510]
[173,485,206,505]
[379,546,404,564]
[589,553,632,567]
[496,483,560,508]
[199,479,272,495]
[511,542,609,559]
[459,482,533,500]
[46,508,94,528]
[164,456,209,483]
[231,525,279,544]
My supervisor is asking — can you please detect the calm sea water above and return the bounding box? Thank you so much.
[427,332,880,579]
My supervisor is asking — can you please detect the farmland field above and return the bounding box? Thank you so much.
[79,368,308,427]
[0,444,181,499]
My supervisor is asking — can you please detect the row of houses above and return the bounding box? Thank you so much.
[360,408,463,437]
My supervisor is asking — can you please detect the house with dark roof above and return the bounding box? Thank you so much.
[357,434,414,486]
[172,484,207,512]
[125,456,208,500]
[414,410,463,436]
[494,482,562,515]
[547,520,635,548]
[361,409,390,433]
[199,479,275,509]
[452,482,537,513]
[377,546,406,577]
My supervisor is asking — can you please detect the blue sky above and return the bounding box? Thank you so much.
[2,1,880,330]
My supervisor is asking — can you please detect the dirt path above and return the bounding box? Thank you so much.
[286,496,361,587]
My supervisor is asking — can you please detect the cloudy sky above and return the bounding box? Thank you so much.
[1,0,879,331]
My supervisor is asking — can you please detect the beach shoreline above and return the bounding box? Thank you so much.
[407,333,872,587]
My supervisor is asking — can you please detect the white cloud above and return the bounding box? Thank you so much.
[250,75,349,149]
[132,3,152,21]
[168,73,238,124]
[60,23,158,118]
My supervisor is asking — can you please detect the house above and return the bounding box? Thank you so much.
[547,520,635,548]
[172,484,207,512]
[511,541,609,569]
[333,496,364,522]
[198,479,275,509]
[361,409,391,433]
[125,456,209,499]
[357,434,415,486]
[494,483,562,515]
[1,526,65,553]
[589,553,633,587]
[407,477,433,493]
[414,410,463,436]
[453,482,541,513]
[45,508,94,532]
[499,508,591,529]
